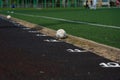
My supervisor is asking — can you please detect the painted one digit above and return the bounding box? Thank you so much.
[99,62,109,67]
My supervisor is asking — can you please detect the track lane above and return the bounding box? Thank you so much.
[0,17,120,80]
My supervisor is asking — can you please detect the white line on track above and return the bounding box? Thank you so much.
[14,13,120,29]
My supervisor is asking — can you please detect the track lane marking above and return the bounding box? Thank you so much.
[14,12,120,29]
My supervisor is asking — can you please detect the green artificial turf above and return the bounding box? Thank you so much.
[1,8,120,48]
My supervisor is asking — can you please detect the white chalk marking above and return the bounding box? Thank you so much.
[14,13,120,29]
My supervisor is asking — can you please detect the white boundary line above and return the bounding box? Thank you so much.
[14,13,120,29]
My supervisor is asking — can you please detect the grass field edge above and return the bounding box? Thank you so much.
[1,14,120,62]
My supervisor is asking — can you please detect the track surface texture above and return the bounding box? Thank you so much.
[0,17,120,80]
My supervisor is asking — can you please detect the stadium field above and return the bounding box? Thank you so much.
[1,8,120,48]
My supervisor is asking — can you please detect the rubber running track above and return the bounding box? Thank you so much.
[0,17,120,80]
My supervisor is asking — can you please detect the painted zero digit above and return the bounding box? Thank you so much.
[107,62,120,67]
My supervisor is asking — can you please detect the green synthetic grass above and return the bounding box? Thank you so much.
[1,8,120,48]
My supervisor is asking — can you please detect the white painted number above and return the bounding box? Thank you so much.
[36,34,46,36]
[22,28,30,30]
[100,62,120,68]
[28,31,39,33]
[67,49,87,53]
[44,39,60,42]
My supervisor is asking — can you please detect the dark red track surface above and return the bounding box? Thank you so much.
[0,17,120,80]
